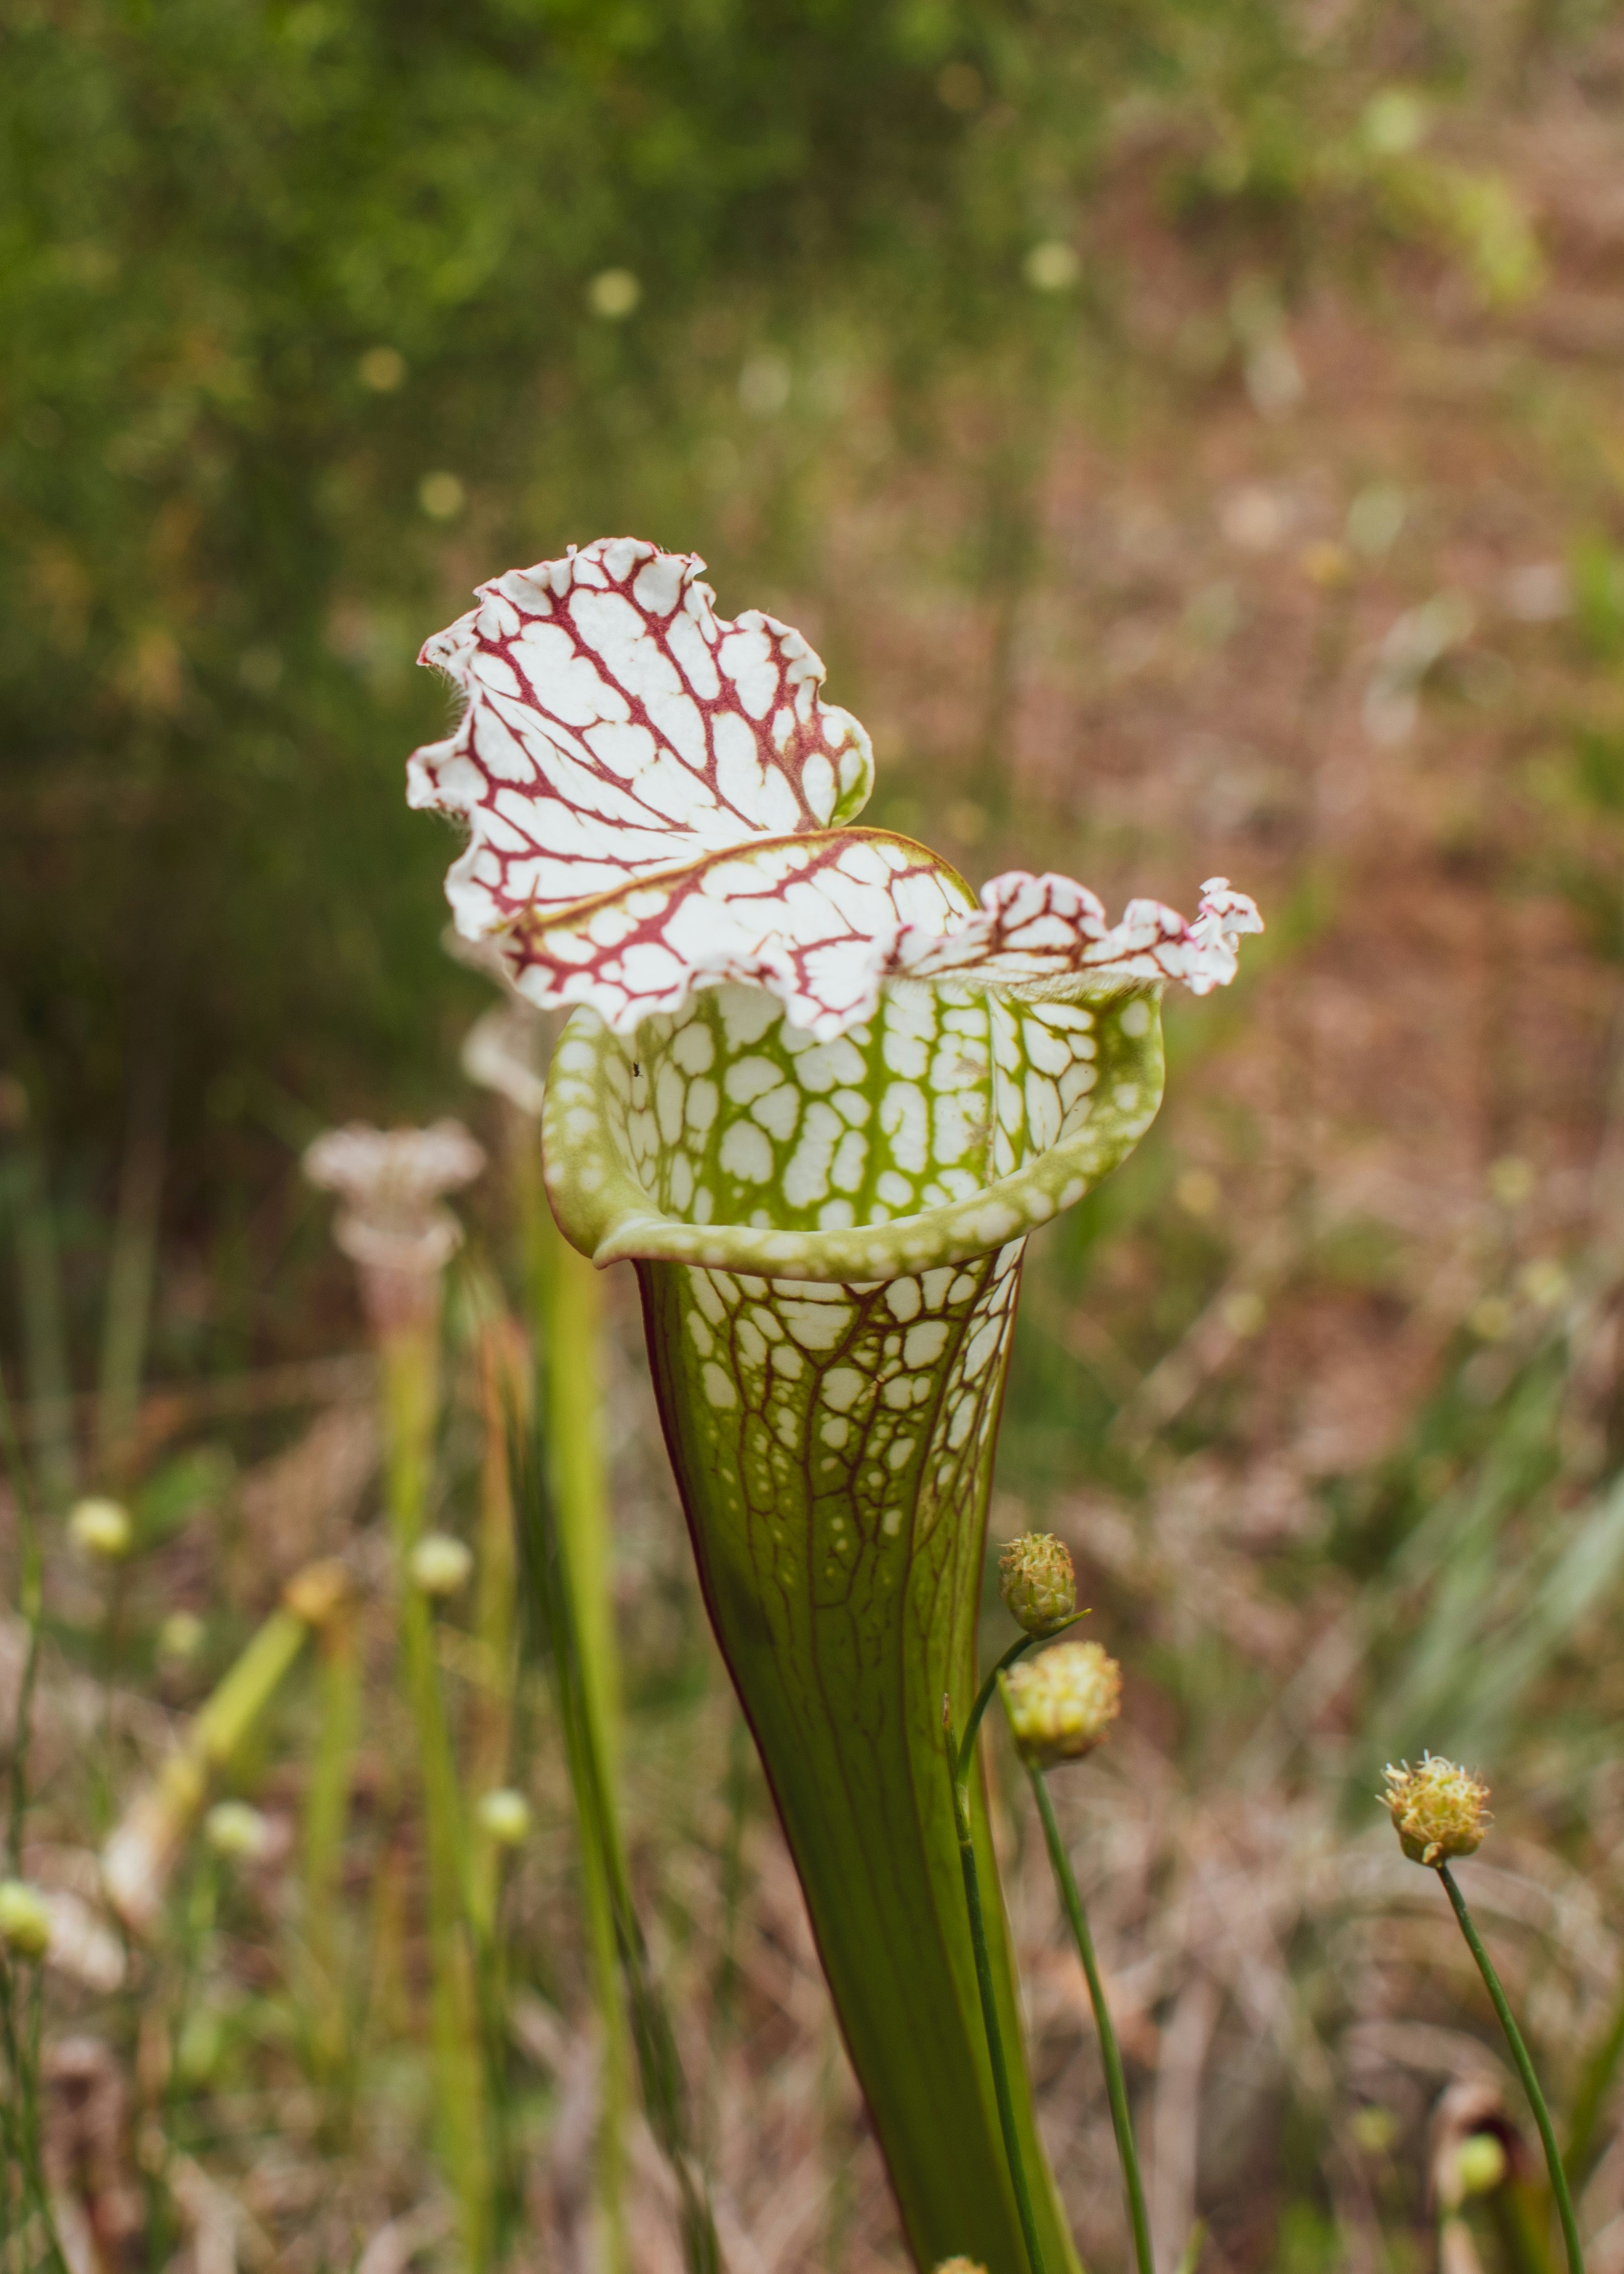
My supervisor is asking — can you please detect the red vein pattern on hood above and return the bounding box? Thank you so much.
[410,537,1261,1037]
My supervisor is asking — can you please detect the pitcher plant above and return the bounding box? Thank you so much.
[409,536,1260,2271]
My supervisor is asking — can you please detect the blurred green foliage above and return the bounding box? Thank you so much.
[0,0,1542,1284]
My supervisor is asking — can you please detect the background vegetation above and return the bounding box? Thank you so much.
[7,0,1624,2267]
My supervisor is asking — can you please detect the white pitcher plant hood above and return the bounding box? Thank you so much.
[304,1119,485,1331]
[408,537,1261,1043]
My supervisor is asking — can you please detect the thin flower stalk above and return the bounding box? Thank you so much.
[535,1213,629,2273]
[996,1637,1148,2272]
[1439,1865,1584,2274]
[380,1301,494,2274]
[1382,1759,1582,2274]
[304,1123,493,2271]
[1016,1740,1154,2274]
[944,1653,1052,2274]
[298,1582,363,2088]
[101,1559,346,1937]
[412,537,1260,2268]
[464,1006,632,2269]
[468,1313,522,1937]
[507,1399,721,2273]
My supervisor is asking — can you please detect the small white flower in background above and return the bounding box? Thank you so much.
[587,267,641,320]
[476,1789,531,1846]
[69,1497,133,1562]
[358,344,406,392]
[157,1610,206,1667]
[409,1532,473,1600]
[1023,239,1079,292]
[418,471,466,521]
[203,1801,272,1863]
[0,1880,52,1960]
[1518,1258,1569,1310]
[304,1119,484,1331]
[1360,86,1430,157]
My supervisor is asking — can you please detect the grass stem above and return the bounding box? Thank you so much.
[533,1211,628,2274]
[945,1712,1047,2274]
[1022,1750,1155,2274]
[954,1621,1080,1791]
[1438,1862,1584,2274]
[379,1318,494,2273]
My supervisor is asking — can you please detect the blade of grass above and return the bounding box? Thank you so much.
[1439,1864,1584,2274]
[534,1216,629,2274]
[378,1316,495,2273]
[508,1383,721,2274]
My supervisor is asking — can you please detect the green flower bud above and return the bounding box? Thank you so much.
[1456,2134,1508,2198]
[204,1800,271,1862]
[69,1496,132,1562]
[0,1881,52,1961]
[408,1532,472,1600]
[1382,1755,1491,1867]
[476,1789,531,1847]
[1004,1641,1121,1767]
[933,2260,989,2273]
[998,1532,1077,1636]
[157,1611,206,1667]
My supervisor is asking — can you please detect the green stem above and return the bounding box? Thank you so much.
[301,1609,361,2088]
[0,1958,69,2274]
[506,1390,720,2274]
[102,1595,313,1931]
[955,1623,1080,1791]
[379,1320,493,2274]
[531,1149,628,2273]
[1439,1863,1584,2274]
[1488,2184,1559,2274]
[945,1721,1047,2274]
[1021,1746,1155,2274]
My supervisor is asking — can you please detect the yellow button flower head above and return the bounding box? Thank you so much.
[69,1496,132,1562]
[1383,1754,1492,1866]
[934,2260,989,2274]
[204,1800,272,1862]
[998,1532,1077,1637]
[0,1880,52,1961]
[476,1789,532,1848]
[409,1532,474,1600]
[1004,1641,1122,1767]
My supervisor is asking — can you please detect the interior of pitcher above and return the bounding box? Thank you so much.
[597,979,1127,1235]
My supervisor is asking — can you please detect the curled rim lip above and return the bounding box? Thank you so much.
[540,990,1166,1287]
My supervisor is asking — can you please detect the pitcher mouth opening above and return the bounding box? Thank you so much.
[542,978,1166,1287]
